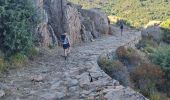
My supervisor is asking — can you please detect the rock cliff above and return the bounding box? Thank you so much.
[33,0,111,46]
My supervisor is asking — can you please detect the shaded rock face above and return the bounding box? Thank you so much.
[44,0,66,38]
[35,23,57,47]
[33,0,58,46]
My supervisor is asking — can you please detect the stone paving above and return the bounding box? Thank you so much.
[0,28,147,100]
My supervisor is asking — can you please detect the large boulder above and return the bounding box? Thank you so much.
[63,3,82,45]
[141,25,162,42]
[44,0,82,45]
[80,9,110,35]
[81,19,100,38]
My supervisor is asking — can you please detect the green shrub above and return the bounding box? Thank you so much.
[98,55,113,74]
[0,0,39,55]
[136,38,158,54]
[98,55,130,86]
[160,19,170,30]
[150,46,170,96]
[116,46,142,67]
[0,58,5,71]
[48,44,55,49]
[160,19,170,44]
[26,47,38,60]
[150,92,170,100]
[116,46,128,60]
[143,46,156,54]
[161,29,170,44]
[9,53,28,68]
[111,60,130,86]
[151,46,170,71]
[150,92,161,100]
[131,63,164,97]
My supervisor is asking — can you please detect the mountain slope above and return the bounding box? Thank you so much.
[69,0,170,27]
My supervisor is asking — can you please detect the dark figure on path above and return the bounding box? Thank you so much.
[120,22,124,36]
[60,32,70,60]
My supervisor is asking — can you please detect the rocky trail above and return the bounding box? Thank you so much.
[0,28,147,100]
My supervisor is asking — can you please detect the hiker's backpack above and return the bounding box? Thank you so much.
[60,34,66,44]
[60,34,69,44]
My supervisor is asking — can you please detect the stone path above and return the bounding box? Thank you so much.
[0,28,147,100]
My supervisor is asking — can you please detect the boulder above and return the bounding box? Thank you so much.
[30,74,45,82]
[79,72,91,88]
[80,25,94,42]
[80,9,110,35]
[44,0,82,45]
[141,25,162,42]
[81,19,100,38]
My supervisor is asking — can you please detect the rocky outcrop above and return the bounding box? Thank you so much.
[33,0,111,46]
[33,0,58,46]
[64,3,82,44]
[35,23,58,47]
[81,9,110,35]
[142,21,162,42]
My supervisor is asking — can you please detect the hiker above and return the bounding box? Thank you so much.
[60,32,70,59]
[120,21,124,36]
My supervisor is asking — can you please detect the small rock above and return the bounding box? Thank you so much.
[81,90,91,95]
[0,82,8,89]
[68,86,79,97]
[55,92,65,99]
[30,75,44,82]
[69,86,78,93]
[0,90,5,98]
[92,78,111,87]
[87,96,95,100]
[66,78,78,87]
[50,81,61,90]
[79,72,90,88]
[90,72,103,80]
[113,80,120,86]
[30,90,36,94]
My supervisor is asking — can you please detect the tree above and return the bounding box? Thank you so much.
[0,0,39,56]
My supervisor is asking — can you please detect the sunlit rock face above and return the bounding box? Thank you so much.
[32,0,112,46]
